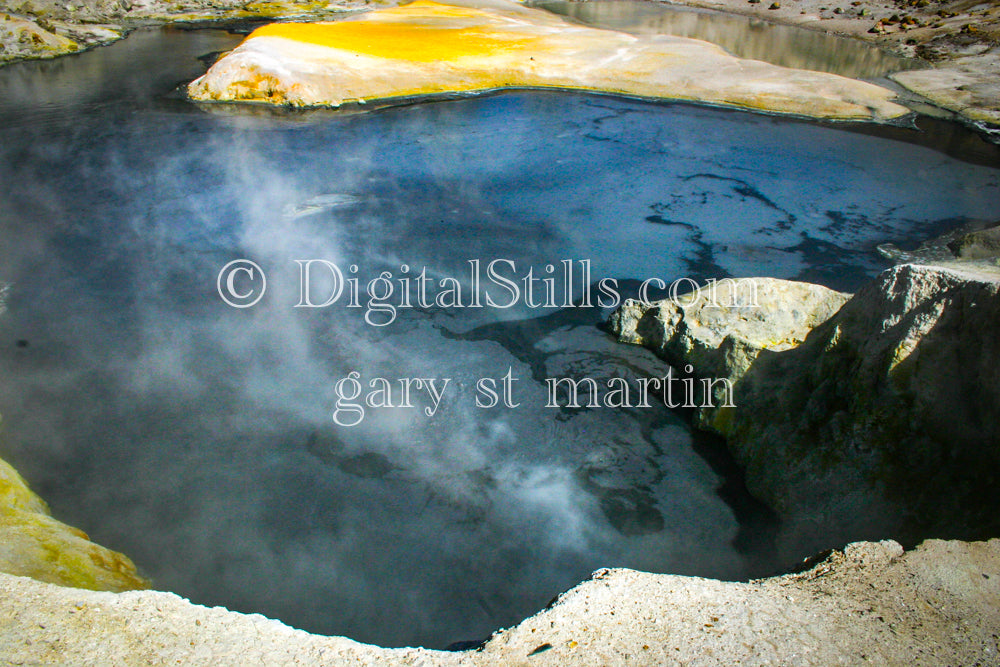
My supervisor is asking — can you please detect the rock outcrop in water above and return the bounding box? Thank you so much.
[0,454,148,592]
[187,0,908,121]
[609,277,851,433]
[611,263,1000,545]
[1,537,998,665]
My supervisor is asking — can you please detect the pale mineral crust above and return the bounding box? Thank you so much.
[1,538,999,665]
[187,0,909,120]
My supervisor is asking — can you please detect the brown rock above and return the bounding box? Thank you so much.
[948,224,1000,260]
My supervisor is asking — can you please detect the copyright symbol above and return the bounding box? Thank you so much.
[217,259,266,308]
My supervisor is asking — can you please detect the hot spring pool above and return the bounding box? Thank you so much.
[0,14,998,650]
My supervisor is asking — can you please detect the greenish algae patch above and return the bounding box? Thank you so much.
[189,0,909,121]
[0,455,149,592]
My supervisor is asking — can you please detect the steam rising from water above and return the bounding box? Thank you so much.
[0,28,997,649]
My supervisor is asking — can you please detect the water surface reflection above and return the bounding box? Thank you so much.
[533,0,917,78]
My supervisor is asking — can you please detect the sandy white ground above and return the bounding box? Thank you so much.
[1,538,998,665]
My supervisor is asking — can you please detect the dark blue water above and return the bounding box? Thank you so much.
[0,26,997,649]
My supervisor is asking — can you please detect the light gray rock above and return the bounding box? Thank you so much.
[609,277,850,381]
[611,264,1000,545]
[608,277,850,430]
[736,263,1000,530]
[892,51,1000,126]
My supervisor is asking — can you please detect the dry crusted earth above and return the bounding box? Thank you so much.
[0,539,998,665]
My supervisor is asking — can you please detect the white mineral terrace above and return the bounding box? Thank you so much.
[188,0,909,120]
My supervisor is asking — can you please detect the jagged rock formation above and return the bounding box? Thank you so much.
[611,263,1000,545]
[0,13,83,61]
[0,455,149,592]
[187,0,908,120]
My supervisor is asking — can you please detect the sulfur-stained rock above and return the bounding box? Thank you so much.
[0,13,79,63]
[188,0,909,120]
[0,454,148,592]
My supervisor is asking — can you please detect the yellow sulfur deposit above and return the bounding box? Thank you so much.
[251,3,540,62]
[0,455,149,592]
[189,0,908,120]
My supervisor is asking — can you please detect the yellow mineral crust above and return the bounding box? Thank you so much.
[250,5,540,62]
[0,456,149,592]
[188,0,908,120]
